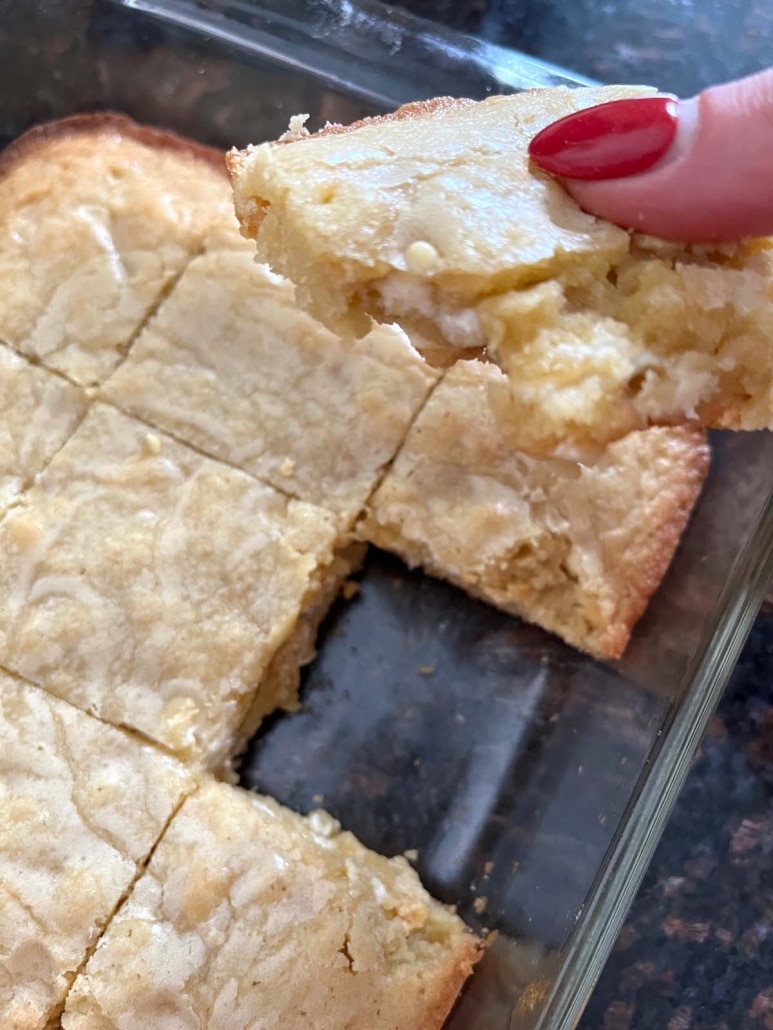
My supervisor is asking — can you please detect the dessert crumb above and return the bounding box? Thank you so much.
[403,848,419,862]
[341,580,360,601]
[473,896,488,915]
[418,664,435,676]
[280,114,310,142]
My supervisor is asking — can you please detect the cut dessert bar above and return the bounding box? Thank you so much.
[62,781,479,1029]
[229,87,773,458]
[0,343,85,514]
[0,670,191,1029]
[0,114,241,387]
[360,360,710,659]
[0,404,355,768]
[104,250,438,525]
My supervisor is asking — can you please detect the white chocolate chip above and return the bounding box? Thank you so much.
[404,240,440,274]
[160,697,199,753]
[308,810,341,839]
[143,432,162,456]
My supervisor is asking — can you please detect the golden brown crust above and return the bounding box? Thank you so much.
[600,427,711,658]
[0,111,241,385]
[296,96,475,142]
[0,112,227,178]
[419,949,482,1030]
[697,396,746,431]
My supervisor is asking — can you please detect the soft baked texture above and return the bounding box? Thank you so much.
[361,360,710,659]
[0,114,240,386]
[0,343,85,514]
[0,114,482,1027]
[62,781,479,1030]
[229,87,773,458]
[0,404,351,768]
[0,671,192,1029]
[0,109,719,1027]
[104,249,438,525]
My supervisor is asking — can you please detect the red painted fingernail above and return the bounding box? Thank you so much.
[528,97,679,181]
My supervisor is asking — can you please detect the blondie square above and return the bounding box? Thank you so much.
[0,671,191,1029]
[104,250,438,524]
[0,404,353,767]
[0,344,85,514]
[63,781,479,1029]
[361,360,709,658]
[0,115,240,386]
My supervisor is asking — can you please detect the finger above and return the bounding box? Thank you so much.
[528,69,773,243]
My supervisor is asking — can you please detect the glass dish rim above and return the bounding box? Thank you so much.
[102,1,773,1023]
[115,0,597,109]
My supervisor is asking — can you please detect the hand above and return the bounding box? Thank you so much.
[528,68,773,244]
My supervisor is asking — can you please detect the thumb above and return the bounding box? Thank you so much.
[528,69,773,244]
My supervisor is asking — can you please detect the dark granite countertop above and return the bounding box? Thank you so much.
[394,0,773,96]
[581,615,773,1029]
[391,1,772,1025]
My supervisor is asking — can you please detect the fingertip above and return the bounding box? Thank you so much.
[564,177,750,245]
[536,72,773,244]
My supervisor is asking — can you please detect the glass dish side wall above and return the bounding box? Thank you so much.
[0,0,591,151]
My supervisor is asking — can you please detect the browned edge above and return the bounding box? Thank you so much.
[300,95,476,142]
[0,112,228,179]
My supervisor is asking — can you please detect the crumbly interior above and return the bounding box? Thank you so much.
[482,236,773,457]
[62,782,479,1030]
[226,540,366,773]
[0,344,86,515]
[0,671,192,1029]
[0,120,240,386]
[361,360,710,659]
[0,404,343,769]
[104,249,438,526]
[230,86,773,458]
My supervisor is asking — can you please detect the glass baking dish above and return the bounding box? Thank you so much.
[3,1,773,1026]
